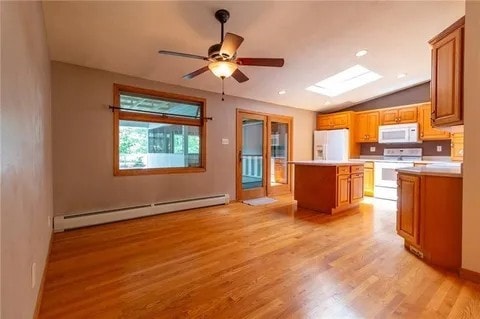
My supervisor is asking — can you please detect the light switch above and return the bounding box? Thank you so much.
[222,138,229,145]
[437,146,442,152]
[370,147,376,152]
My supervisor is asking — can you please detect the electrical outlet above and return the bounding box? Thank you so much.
[437,146,443,152]
[370,146,376,152]
[31,262,37,288]
[222,138,229,145]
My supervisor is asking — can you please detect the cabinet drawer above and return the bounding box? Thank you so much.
[337,166,350,175]
[351,165,364,173]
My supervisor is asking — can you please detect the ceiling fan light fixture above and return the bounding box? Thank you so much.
[208,61,237,78]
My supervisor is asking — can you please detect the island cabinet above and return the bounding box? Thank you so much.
[417,103,451,140]
[430,17,464,127]
[293,163,364,214]
[397,172,462,271]
[355,111,379,142]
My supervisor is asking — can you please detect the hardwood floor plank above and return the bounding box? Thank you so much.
[39,196,480,318]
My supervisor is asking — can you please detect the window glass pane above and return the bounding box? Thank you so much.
[119,120,200,170]
[119,93,200,118]
[270,122,288,186]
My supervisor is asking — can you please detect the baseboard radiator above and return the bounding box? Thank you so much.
[53,194,230,232]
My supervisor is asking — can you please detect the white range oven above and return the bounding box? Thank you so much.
[374,148,422,201]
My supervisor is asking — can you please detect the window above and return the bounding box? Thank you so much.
[113,84,206,175]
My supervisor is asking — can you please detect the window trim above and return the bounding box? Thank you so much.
[113,84,207,176]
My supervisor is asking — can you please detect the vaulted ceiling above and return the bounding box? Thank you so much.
[42,1,465,111]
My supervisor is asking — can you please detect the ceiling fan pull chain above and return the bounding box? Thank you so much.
[221,77,225,101]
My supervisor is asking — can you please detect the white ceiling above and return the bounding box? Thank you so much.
[42,1,465,112]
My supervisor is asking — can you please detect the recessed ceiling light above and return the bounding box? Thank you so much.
[324,101,331,106]
[278,90,286,95]
[397,73,407,78]
[306,65,382,97]
[355,50,368,57]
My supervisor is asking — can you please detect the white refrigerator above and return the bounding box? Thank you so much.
[313,129,349,161]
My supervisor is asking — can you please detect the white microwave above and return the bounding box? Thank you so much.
[378,123,420,144]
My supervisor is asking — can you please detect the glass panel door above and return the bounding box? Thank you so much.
[237,112,267,200]
[268,116,292,195]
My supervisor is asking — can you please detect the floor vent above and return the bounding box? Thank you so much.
[54,194,230,232]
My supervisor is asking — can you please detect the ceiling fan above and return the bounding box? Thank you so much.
[158,9,285,85]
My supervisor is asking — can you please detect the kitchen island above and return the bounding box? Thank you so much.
[290,161,364,214]
[396,166,462,271]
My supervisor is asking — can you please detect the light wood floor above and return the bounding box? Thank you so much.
[39,196,480,319]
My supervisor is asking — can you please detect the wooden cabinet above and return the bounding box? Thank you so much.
[336,174,351,208]
[417,103,451,140]
[350,173,364,203]
[380,106,418,125]
[397,174,420,246]
[294,164,364,214]
[430,17,464,127]
[355,111,379,142]
[316,112,352,130]
[363,161,374,197]
[451,133,464,161]
[396,172,462,271]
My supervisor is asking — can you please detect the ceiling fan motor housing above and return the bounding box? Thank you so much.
[208,43,235,61]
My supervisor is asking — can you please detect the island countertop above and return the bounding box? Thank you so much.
[288,160,363,166]
[396,166,462,178]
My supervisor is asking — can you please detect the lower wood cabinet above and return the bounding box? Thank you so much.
[294,164,364,214]
[397,174,420,246]
[363,162,374,197]
[396,172,462,271]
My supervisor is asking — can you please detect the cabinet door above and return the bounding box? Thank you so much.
[397,174,420,245]
[364,168,374,197]
[381,109,399,125]
[332,113,349,128]
[366,112,380,141]
[350,173,364,203]
[431,24,464,126]
[336,174,351,207]
[355,113,369,142]
[418,104,451,140]
[317,115,332,130]
[451,133,464,161]
[398,106,418,123]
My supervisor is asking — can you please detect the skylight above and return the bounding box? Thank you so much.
[306,65,382,97]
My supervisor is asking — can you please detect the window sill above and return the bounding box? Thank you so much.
[114,167,206,176]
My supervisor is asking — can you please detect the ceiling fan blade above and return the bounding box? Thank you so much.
[159,50,209,61]
[236,58,284,67]
[231,69,249,83]
[220,33,244,58]
[183,66,210,79]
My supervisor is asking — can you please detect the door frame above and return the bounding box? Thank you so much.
[236,109,293,200]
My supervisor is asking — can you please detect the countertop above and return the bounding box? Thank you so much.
[349,157,461,165]
[396,166,462,178]
[288,160,363,166]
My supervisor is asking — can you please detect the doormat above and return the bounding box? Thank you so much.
[242,197,278,206]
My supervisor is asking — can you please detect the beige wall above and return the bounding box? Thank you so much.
[51,62,316,215]
[1,2,53,318]
[462,1,480,274]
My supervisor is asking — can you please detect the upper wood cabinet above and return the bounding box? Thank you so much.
[430,17,464,127]
[316,112,352,130]
[355,111,379,142]
[417,103,451,140]
[380,106,418,125]
[451,133,464,161]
